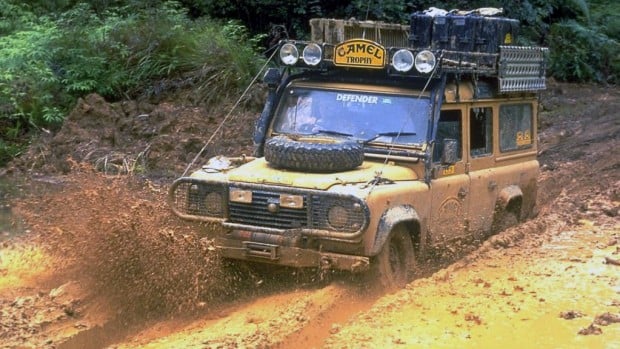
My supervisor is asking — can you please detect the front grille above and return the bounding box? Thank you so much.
[229,189,308,229]
[170,179,369,233]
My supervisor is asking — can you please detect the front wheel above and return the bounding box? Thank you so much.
[371,227,416,290]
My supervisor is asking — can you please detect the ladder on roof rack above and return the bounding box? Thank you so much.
[498,46,548,92]
[436,46,548,92]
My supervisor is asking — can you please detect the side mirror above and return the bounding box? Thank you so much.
[263,68,281,88]
[441,138,458,164]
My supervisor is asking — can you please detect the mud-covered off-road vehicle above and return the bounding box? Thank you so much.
[170,9,547,289]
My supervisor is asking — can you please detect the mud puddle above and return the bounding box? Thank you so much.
[275,281,384,349]
[113,281,383,349]
[56,315,135,349]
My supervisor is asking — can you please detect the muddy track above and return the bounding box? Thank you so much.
[1,82,619,348]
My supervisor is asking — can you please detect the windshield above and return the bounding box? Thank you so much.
[272,87,431,146]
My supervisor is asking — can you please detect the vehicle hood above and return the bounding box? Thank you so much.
[225,158,418,190]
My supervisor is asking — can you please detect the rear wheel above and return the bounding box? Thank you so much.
[371,227,416,290]
[491,210,519,234]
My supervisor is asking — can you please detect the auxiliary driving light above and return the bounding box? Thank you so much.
[229,189,252,203]
[280,194,304,209]
[280,43,299,65]
[414,50,436,73]
[302,43,322,66]
[391,49,414,72]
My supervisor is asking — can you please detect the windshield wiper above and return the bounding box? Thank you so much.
[363,132,417,143]
[313,129,354,137]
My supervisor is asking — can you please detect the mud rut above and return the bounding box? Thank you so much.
[0,82,619,349]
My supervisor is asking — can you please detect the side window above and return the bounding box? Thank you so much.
[433,109,462,162]
[470,107,493,157]
[499,103,533,152]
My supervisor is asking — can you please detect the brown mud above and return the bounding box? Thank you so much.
[0,82,619,348]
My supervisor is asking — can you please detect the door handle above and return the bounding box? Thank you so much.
[458,187,468,199]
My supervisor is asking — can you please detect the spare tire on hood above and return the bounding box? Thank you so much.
[264,135,364,172]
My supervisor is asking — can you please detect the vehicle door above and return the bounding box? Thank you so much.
[466,104,498,236]
[429,108,470,245]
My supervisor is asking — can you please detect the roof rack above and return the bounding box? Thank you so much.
[280,15,548,93]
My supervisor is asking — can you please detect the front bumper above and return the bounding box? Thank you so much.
[216,236,370,273]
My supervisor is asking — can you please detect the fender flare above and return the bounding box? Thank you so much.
[370,205,420,256]
[497,185,523,211]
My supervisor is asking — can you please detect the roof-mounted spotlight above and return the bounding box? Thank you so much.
[414,50,436,73]
[280,43,299,65]
[302,43,322,66]
[391,49,414,72]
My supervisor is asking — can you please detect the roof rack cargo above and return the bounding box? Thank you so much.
[410,12,519,53]
[284,12,547,93]
[310,18,409,47]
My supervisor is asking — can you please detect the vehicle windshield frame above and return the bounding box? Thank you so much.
[271,84,432,149]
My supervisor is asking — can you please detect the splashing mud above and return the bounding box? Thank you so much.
[15,166,246,317]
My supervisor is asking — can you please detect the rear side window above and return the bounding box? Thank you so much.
[470,107,493,157]
[499,103,533,152]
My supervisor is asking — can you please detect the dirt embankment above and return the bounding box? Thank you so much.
[4,93,257,178]
[0,82,619,349]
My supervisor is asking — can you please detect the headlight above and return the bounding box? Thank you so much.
[327,205,349,229]
[280,43,299,65]
[414,50,436,73]
[314,197,366,232]
[204,192,223,215]
[391,49,414,72]
[302,43,322,66]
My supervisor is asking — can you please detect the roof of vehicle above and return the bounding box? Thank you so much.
[287,78,433,97]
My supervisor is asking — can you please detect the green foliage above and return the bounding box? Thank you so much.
[48,2,263,99]
[344,0,411,23]
[184,0,326,40]
[548,20,619,83]
[0,15,63,128]
[0,138,23,166]
[0,0,37,35]
[589,0,620,41]
[0,0,264,167]
[565,0,590,23]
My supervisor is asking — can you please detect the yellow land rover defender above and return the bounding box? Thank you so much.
[170,13,547,289]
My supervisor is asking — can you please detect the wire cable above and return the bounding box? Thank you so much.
[181,48,278,177]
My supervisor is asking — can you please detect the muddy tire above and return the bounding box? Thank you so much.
[491,210,519,234]
[264,135,364,172]
[370,227,416,290]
